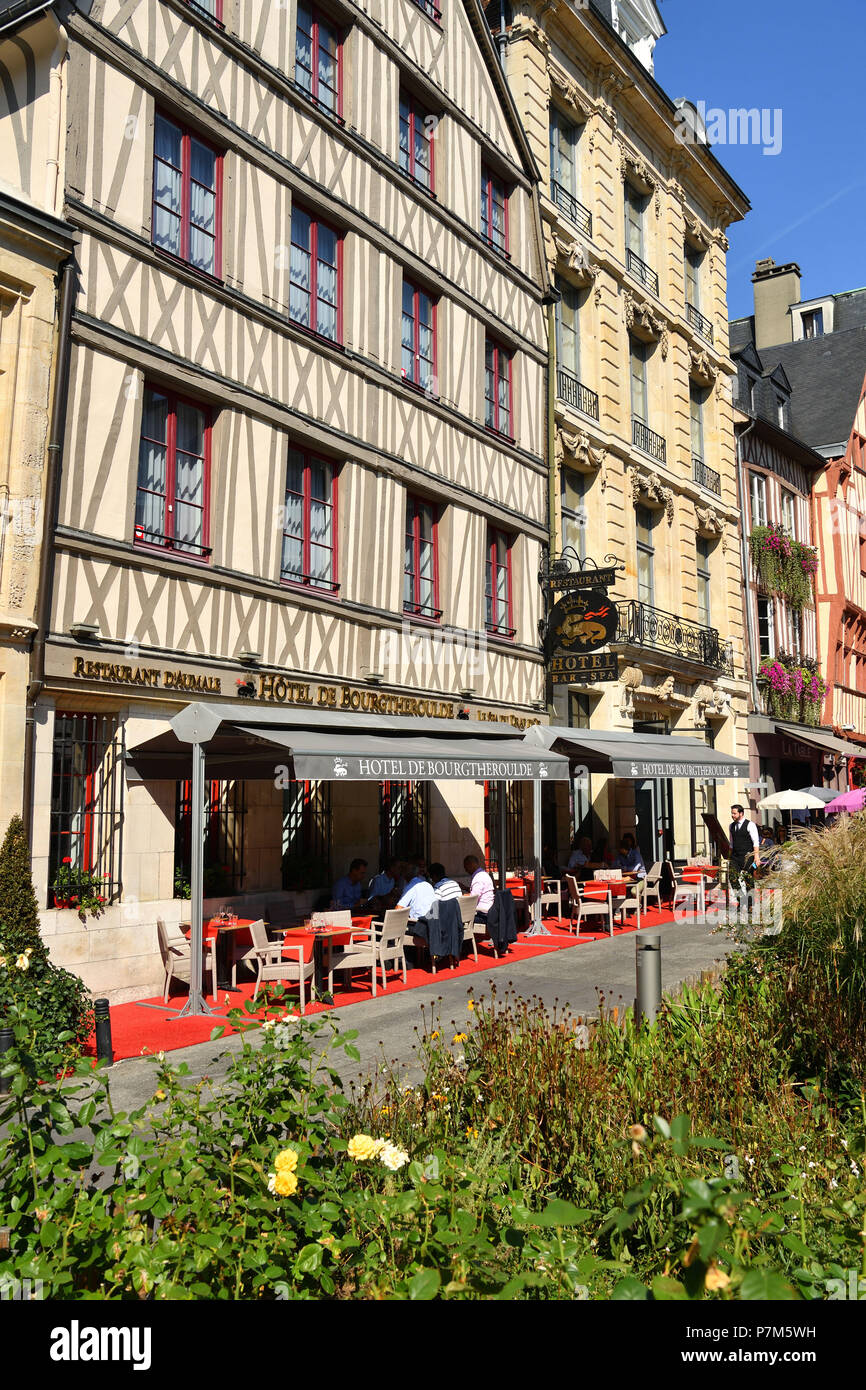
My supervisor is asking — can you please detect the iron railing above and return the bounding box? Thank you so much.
[616,599,732,672]
[550,181,592,239]
[48,713,125,908]
[693,455,721,495]
[686,302,714,343]
[282,780,331,887]
[557,367,600,420]
[175,778,247,897]
[626,248,659,296]
[380,781,429,863]
[633,417,666,463]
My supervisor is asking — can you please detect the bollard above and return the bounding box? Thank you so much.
[94,998,114,1066]
[635,932,661,1027]
[0,1025,12,1095]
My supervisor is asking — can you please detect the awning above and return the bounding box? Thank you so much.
[748,716,865,761]
[524,725,749,781]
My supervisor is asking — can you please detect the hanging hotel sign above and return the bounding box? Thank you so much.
[550,650,618,684]
[542,549,623,593]
[547,591,618,657]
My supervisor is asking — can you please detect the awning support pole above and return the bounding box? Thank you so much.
[498,780,508,890]
[525,778,552,936]
[174,738,215,1019]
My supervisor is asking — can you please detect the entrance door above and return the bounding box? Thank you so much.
[633,720,674,866]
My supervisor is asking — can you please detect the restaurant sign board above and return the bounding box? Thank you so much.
[288,755,570,782]
[546,591,618,686]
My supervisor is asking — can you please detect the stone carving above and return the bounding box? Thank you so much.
[689,344,717,385]
[556,426,607,490]
[547,228,599,289]
[510,11,550,54]
[684,213,712,249]
[621,668,691,717]
[623,289,669,357]
[549,65,590,121]
[696,504,725,538]
[619,664,644,718]
[627,463,674,523]
[693,681,733,727]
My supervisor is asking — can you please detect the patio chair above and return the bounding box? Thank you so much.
[233,918,272,983]
[671,863,705,917]
[327,908,410,996]
[616,879,647,930]
[157,918,218,1003]
[565,874,613,937]
[540,877,562,919]
[643,862,664,911]
[249,931,315,1007]
[458,894,480,961]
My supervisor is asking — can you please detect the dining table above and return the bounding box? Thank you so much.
[280,916,368,994]
[195,916,259,994]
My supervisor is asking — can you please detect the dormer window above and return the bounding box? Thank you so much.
[801,308,824,339]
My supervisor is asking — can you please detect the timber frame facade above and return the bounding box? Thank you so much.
[0,0,551,1001]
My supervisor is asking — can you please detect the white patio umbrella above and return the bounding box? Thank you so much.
[757,789,827,811]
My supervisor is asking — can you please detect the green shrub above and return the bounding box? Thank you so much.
[0,814,46,965]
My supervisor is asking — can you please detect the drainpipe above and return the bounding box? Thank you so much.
[735,416,760,713]
[22,255,77,847]
[541,287,561,714]
[496,0,508,69]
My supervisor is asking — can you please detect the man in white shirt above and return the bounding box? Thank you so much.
[463,854,495,923]
[397,870,437,921]
[729,803,760,889]
[430,863,462,900]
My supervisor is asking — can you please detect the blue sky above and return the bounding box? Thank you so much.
[654,0,866,320]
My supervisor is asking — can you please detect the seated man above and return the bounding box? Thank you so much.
[331,858,369,911]
[463,854,495,925]
[397,867,437,921]
[613,833,646,878]
[566,836,594,875]
[430,863,462,900]
[367,857,401,912]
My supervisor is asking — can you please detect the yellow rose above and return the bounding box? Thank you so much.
[273,1170,298,1197]
[704,1263,731,1292]
[275,1147,299,1174]
[347,1133,380,1161]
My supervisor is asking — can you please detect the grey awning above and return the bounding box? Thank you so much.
[749,716,865,760]
[524,725,749,781]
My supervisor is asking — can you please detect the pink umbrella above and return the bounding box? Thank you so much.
[824,788,866,813]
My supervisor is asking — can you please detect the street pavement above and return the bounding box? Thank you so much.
[102,917,737,1113]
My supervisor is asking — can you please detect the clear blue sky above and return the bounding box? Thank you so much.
[654,0,866,320]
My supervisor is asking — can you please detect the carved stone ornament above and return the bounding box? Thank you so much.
[619,664,644,718]
[547,228,599,289]
[628,463,674,523]
[689,344,718,386]
[684,213,712,249]
[556,427,607,489]
[509,11,551,54]
[692,681,732,727]
[695,504,725,538]
[549,65,591,122]
[623,289,669,358]
[619,140,657,198]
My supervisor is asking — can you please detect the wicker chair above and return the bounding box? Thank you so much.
[616,878,647,930]
[540,878,562,919]
[157,918,218,1003]
[458,894,480,961]
[327,908,410,996]
[244,918,315,1007]
[565,875,613,937]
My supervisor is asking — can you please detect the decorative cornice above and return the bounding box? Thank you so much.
[683,211,712,249]
[549,63,591,122]
[510,10,551,55]
[623,288,670,359]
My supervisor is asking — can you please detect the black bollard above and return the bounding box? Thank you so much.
[94,998,113,1066]
[0,1025,12,1095]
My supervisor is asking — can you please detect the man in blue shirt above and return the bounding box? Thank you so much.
[397,868,437,920]
[332,858,368,910]
[613,834,646,878]
[367,858,401,901]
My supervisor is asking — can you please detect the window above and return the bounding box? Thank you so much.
[746,374,757,412]
[624,181,646,261]
[404,494,439,619]
[776,394,787,430]
[781,489,797,538]
[630,336,648,422]
[561,467,586,559]
[757,596,775,660]
[399,93,434,193]
[549,107,578,198]
[684,242,703,309]
[690,381,706,459]
[789,609,803,662]
[409,0,441,21]
[48,713,124,909]
[152,113,221,276]
[485,527,514,637]
[281,447,337,591]
[484,336,513,437]
[481,165,508,255]
[135,387,211,558]
[289,204,341,342]
[295,2,341,117]
[175,779,246,897]
[282,781,331,887]
[696,535,712,628]
[380,782,429,863]
[555,279,580,379]
[801,308,824,339]
[187,0,222,19]
[636,504,655,606]
[401,279,436,392]
[750,472,767,528]
[483,781,523,872]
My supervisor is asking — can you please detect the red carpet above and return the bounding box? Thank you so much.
[92,907,681,1062]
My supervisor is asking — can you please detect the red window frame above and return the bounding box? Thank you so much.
[280,446,339,593]
[294,2,343,120]
[485,526,514,639]
[134,385,212,561]
[401,278,438,395]
[289,203,343,344]
[152,112,223,279]
[399,92,435,194]
[403,493,440,621]
[481,164,509,256]
[485,336,514,439]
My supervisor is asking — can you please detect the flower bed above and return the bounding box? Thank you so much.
[749,524,817,611]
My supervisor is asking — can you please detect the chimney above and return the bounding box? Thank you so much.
[752,258,802,351]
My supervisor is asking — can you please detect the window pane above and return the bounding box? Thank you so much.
[290,207,312,327]
[295,3,313,94]
[153,116,183,257]
[398,99,411,172]
[317,18,339,113]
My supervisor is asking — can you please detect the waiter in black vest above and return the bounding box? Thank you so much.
[729,804,760,889]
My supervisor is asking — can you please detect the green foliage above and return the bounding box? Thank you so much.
[51,863,108,918]
[749,525,817,611]
[0,815,46,964]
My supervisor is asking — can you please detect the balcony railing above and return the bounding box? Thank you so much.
[626,248,659,297]
[557,367,600,420]
[686,301,714,343]
[616,599,732,673]
[692,455,721,495]
[632,417,666,464]
[550,181,592,239]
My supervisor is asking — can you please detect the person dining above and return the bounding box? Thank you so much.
[397,867,437,921]
[367,857,402,913]
[613,834,646,878]
[463,854,495,925]
[332,858,369,911]
[430,864,462,901]
[567,835,594,874]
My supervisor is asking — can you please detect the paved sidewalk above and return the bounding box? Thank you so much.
[103,918,736,1113]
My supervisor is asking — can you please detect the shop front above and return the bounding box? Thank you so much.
[747,715,862,824]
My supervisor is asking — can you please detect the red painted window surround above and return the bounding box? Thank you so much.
[485,526,514,639]
[399,92,435,194]
[403,493,441,621]
[484,336,514,440]
[481,164,509,257]
[401,279,438,395]
[152,112,223,280]
[294,2,343,122]
[289,204,343,345]
[281,447,339,593]
[134,386,212,562]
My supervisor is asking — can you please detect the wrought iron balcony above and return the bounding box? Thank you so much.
[626,248,659,297]
[550,181,592,239]
[557,367,600,420]
[616,599,732,673]
[693,455,721,496]
[632,417,666,464]
[686,301,714,343]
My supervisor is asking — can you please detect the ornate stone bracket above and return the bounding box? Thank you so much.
[618,664,643,718]
[692,681,732,728]
[549,64,591,122]
[618,139,661,217]
[546,226,600,292]
[684,212,712,250]
[623,288,669,359]
[509,10,551,55]
[556,426,608,489]
[689,344,718,386]
[696,504,727,551]
[627,462,674,523]
[620,667,689,718]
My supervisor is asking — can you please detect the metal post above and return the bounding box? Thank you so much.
[93,998,113,1065]
[0,1025,12,1094]
[635,931,661,1026]
[497,779,508,890]
[525,778,551,936]
[175,738,215,1018]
